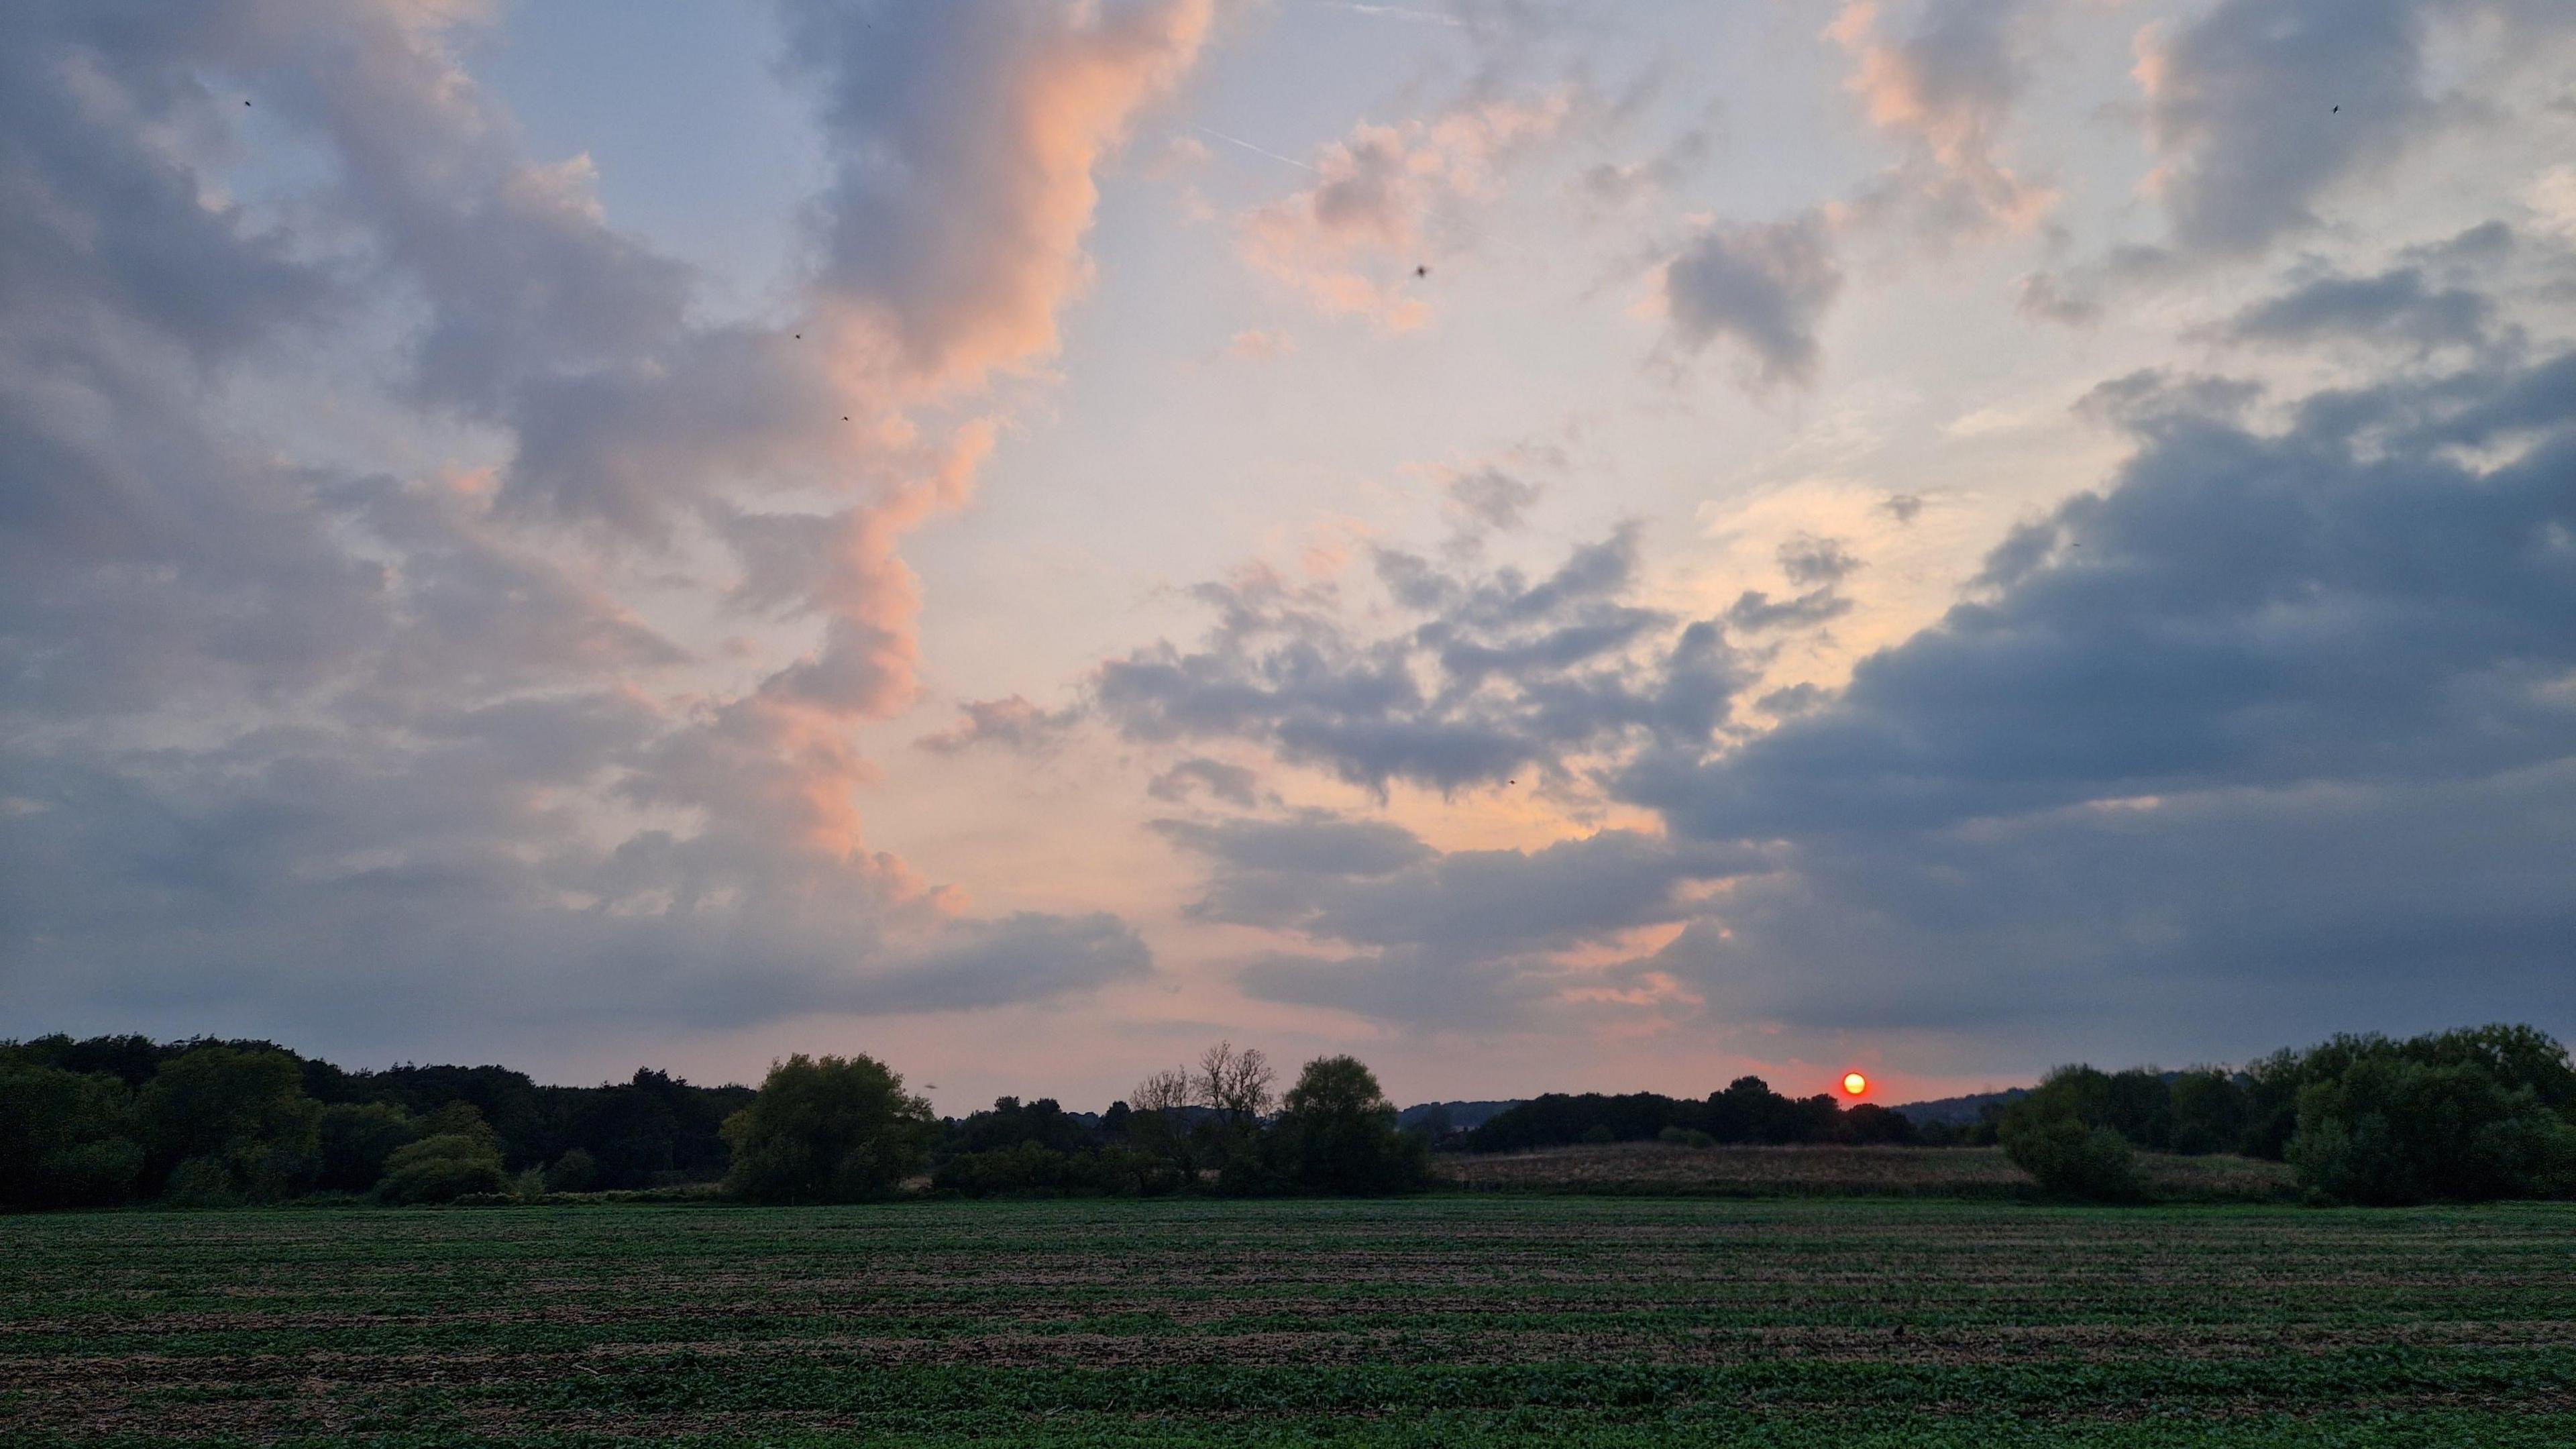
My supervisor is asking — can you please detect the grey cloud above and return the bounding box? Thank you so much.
[916,695,1085,755]
[1777,535,1860,588]
[1723,588,1852,633]
[1627,347,2576,839]
[1444,466,1544,531]
[1096,531,1750,794]
[1880,493,1925,525]
[1146,757,1263,807]
[2217,265,2508,355]
[2138,0,2576,257]
[1159,817,1762,1028]
[0,1,1179,1055]
[1662,213,1843,388]
[2016,272,2101,328]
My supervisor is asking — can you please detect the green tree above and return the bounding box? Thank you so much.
[315,1102,420,1193]
[1263,1055,1429,1195]
[721,1053,934,1203]
[2288,1054,2576,1205]
[0,1061,144,1208]
[377,1132,508,1203]
[136,1046,320,1201]
[1999,1067,2142,1201]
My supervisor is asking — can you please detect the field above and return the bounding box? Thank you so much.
[4,1197,2572,1447]
[1432,1143,2298,1200]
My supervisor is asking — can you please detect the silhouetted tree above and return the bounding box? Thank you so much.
[136,1045,320,1201]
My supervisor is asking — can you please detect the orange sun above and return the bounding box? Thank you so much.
[1841,1072,1869,1097]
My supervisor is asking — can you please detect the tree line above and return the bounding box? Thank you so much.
[1996,1024,2576,1205]
[5,1023,2571,1210]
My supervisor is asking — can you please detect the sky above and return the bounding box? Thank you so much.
[5,0,2575,1114]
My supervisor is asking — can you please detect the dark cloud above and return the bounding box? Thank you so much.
[1723,588,1853,633]
[1095,532,1750,794]
[1605,345,2576,1054]
[1662,212,1843,388]
[2216,265,2509,355]
[1880,493,1926,525]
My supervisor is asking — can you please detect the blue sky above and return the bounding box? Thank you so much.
[5,0,2575,1111]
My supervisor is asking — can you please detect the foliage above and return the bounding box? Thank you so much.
[1263,1055,1430,1195]
[930,1142,1184,1198]
[315,1101,422,1192]
[1467,1077,1911,1154]
[135,1046,321,1200]
[376,1132,508,1204]
[0,1061,143,1209]
[1998,1089,2143,1202]
[2287,1052,2576,1205]
[721,1053,934,1204]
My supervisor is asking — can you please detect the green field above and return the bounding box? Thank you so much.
[4,1197,2572,1447]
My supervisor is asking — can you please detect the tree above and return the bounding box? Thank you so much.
[136,1046,320,1200]
[1265,1055,1429,1195]
[315,1102,420,1193]
[1999,1068,2143,1201]
[2288,1053,2576,1205]
[721,1053,934,1203]
[0,1061,143,1208]
[1193,1041,1275,1122]
[1130,1067,1192,1114]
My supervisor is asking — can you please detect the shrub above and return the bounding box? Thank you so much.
[547,1147,602,1193]
[315,1102,420,1193]
[2000,1104,2140,1201]
[377,1133,508,1204]
[722,1053,934,1204]
[1658,1126,1716,1148]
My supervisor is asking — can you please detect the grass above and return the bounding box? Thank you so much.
[3,1195,2570,1445]
[1433,1143,2299,1201]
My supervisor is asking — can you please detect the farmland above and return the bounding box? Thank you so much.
[6,1198,2573,1446]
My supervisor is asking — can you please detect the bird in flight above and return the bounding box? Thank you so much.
[1415,264,1430,278]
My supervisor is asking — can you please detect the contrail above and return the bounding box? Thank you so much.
[1193,123,1318,173]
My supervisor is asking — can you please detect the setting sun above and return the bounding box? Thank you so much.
[1842,1072,1868,1097]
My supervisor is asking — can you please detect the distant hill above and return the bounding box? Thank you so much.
[1886,1087,2030,1126]
[1398,1100,1523,1132]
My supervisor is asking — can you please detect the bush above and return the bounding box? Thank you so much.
[315,1102,419,1193]
[722,1053,934,1203]
[931,1142,1185,1199]
[2287,1054,2576,1205]
[2000,1103,2141,1201]
[163,1157,244,1208]
[376,1133,508,1204]
[1658,1126,1716,1148]
[547,1147,602,1193]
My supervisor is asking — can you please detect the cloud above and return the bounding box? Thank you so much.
[2216,264,2508,356]
[1661,212,1844,388]
[2135,0,2576,257]
[1607,343,2576,1051]
[1827,0,2054,244]
[916,695,1085,755]
[0,0,1207,1049]
[1442,465,1545,531]
[1238,89,1578,329]
[1159,815,1759,1028]
[1094,531,1749,794]
[780,0,1214,388]
[1146,757,1264,807]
